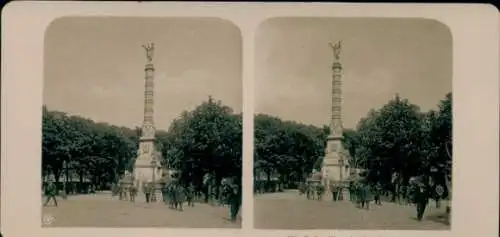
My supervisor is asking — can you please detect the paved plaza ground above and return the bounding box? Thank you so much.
[254,190,450,230]
[42,192,241,228]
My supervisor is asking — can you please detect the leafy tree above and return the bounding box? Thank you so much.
[422,93,452,197]
[42,106,138,190]
[254,114,327,189]
[163,97,242,190]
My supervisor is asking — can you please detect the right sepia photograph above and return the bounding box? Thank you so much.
[253,18,452,230]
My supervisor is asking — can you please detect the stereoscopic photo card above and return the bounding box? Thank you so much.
[1,2,498,237]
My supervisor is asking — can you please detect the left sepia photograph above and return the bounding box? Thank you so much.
[41,17,243,228]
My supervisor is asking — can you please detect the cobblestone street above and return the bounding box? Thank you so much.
[42,192,241,228]
[254,190,450,230]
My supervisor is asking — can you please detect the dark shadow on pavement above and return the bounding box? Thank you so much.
[425,213,450,226]
[409,216,419,221]
[221,217,241,224]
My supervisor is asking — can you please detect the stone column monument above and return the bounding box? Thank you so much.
[133,42,163,194]
[321,41,350,200]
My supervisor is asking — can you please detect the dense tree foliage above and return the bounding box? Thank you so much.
[342,93,452,197]
[42,106,137,190]
[42,97,242,193]
[254,114,328,188]
[160,97,242,188]
[254,93,452,197]
[43,91,451,198]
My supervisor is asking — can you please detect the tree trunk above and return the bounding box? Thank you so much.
[278,172,285,191]
[79,170,84,193]
[53,168,61,185]
[266,170,271,192]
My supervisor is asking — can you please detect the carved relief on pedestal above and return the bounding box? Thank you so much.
[140,142,151,155]
[142,124,155,138]
[331,123,342,137]
[329,143,339,153]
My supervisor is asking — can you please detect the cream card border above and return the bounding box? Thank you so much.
[1,2,499,237]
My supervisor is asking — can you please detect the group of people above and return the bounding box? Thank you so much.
[298,182,347,202]
[297,175,448,222]
[113,180,242,222]
[348,176,448,221]
[298,183,325,200]
[348,181,382,210]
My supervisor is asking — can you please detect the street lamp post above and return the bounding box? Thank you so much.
[151,158,157,202]
[62,160,68,199]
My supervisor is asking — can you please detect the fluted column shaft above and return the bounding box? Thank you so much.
[330,61,343,138]
[143,63,155,138]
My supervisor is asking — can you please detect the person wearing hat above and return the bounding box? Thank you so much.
[360,181,373,210]
[129,184,137,202]
[435,184,445,208]
[373,182,383,205]
[414,177,430,221]
[228,182,241,222]
[143,182,152,203]
[186,183,196,207]
[174,183,186,211]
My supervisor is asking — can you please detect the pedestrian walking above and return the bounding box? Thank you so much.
[43,181,58,207]
[111,183,119,197]
[348,181,357,204]
[306,184,313,200]
[435,184,444,208]
[331,184,339,201]
[228,183,241,222]
[174,184,186,211]
[118,184,124,200]
[143,182,151,203]
[161,183,169,204]
[353,182,362,208]
[316,184,325,201]
[168,184,176,209]
[414,178,430,221]
[397,185,406,205]
[186,184,195,207]
[360,182,373,210]
[373,183,382,205]
[129,185,137,202]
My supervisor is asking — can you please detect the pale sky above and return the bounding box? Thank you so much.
[44,17,242,131]
[255,18,452,129]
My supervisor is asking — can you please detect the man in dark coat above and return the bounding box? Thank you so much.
[306,184,314,200]
[129,185,137,202]
[414,179,430,221]
[168,184,176,209]
[174,184,186,211]
[118,184,124,200]
[143,183,152,203]
[349,181,360,207]
[331,184,339,202]
[186,184,195,207]
[360,182,373,210]
[161,183,169,204]
[435,184,444,208]
[373,183,382,205]
[228,183,242,222]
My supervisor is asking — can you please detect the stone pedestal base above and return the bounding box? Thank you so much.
[133,165,162,192]
[342,188,350,201]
